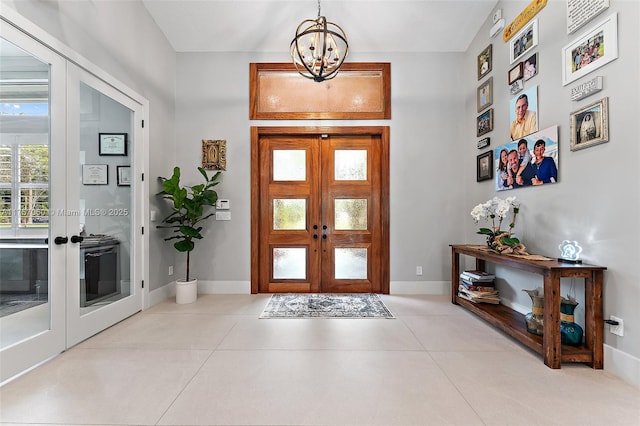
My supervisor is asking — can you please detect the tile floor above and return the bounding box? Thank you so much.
[0,294,639,425]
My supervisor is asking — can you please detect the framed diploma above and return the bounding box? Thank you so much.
[82,164,108,185]
[117,166,131,186]
[99,133,127,156]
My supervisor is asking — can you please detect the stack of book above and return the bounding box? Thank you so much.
[458,270,500,304]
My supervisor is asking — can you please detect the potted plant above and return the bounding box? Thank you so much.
[157,166,221,303]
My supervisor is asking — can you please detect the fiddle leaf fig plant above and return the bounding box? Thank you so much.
[157,166,221,281]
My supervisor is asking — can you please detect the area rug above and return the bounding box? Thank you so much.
[259,293,395,319]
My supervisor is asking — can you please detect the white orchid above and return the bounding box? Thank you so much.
[471,196,524,254]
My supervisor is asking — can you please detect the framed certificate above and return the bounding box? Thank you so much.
[117,166,131,186]
[82,164,108,185]
[99,133,127,156]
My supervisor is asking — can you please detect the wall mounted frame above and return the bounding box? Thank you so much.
[249,63,391,120]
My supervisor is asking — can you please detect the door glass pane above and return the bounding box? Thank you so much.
[273,247,306,279]
[273,150,305,181]
[78,83,132,312]
[334,199,367,230]
[335,248,367,279]
[335,149,367,180]
[0,37,51,349]
[273,199,306,230]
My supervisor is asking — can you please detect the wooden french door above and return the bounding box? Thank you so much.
[251,127,389,294]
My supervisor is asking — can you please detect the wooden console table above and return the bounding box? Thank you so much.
[451,244,606,369]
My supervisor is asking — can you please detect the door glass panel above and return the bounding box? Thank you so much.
[335,149,367,180]
[273,247,306,279]
[0,37,51,349]
[273,199,306,230]
[273,150,305,181]
[334,199,367,230]
[335,248,367,279]
[78,82,132,312]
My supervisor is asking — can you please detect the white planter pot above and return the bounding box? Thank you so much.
[176,279,198,304]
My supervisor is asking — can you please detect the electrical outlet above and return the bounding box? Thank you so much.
[416,266,423,276]
[168,265,173,276]
[609,315,624,336]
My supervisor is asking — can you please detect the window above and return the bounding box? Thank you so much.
[0,103,50,233]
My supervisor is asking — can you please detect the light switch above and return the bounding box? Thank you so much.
[216,199,230,210]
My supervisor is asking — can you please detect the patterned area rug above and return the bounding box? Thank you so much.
[260,293,395,319]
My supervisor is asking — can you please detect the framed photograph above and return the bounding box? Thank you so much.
[476,151,493,182]
[82,164,108,185]
[117,166,131,186]
[570,97,609,151]
[476,108,494,137]
[477,44,492,80]
[562,13,618,86]
[202,139,227,170]
[508,63,524,85]
[477,77,493,112]
[509,19,538,64]
[509,85,538,140]
[523,52,538,80]
[99,133,127,156]
[495,125,559,191]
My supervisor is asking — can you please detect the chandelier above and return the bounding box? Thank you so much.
[290,0,349,82]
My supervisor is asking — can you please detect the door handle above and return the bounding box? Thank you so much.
[54,236,68,245]
[71,235,84,244]
[313,224,318,230]
[322,234,327,240]
[322,225,327,230]
[313,234,318,239]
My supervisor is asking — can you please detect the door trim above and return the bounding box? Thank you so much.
[251,126,390,294]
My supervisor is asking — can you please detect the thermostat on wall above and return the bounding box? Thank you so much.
[216,199,230,210]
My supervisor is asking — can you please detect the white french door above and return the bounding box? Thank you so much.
[0,20,143,383]
[64,64,143,347]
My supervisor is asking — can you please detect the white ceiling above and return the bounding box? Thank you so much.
[142,0,499,53]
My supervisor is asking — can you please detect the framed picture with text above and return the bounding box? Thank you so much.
[99,133,127,156]
[508,63,523,85]
[117,166,131,186]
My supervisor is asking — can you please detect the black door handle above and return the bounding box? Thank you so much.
[54,236,68,245]
[313,224,318,230]
[71,235,84,244]
[322,225,327,230]
[322,234,327,240]
[313,234,318,239]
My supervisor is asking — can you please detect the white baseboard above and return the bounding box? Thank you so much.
[147,281,175,308]
[604,344,640,389]
[390,281,449,295]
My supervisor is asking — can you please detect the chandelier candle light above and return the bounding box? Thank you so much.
[471,196,528,255]
[291,0,348,82]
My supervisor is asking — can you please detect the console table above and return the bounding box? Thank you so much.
[451,244,606,369]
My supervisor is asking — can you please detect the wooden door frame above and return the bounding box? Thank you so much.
[251,126,390,294]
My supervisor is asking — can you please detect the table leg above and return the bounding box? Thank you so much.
[585,270,604,368]
[451,249,459,304]
[543,270,562,368]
